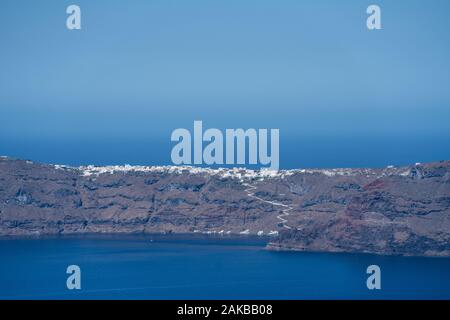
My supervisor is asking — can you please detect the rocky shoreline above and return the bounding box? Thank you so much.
[1,156,449,257]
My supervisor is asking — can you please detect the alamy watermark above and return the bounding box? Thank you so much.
[366,265,381,290]
[66,5,81,30]
[367,4,382,30]
[171,121,279,171]
[65,4,380,31]
[66,265,81,290]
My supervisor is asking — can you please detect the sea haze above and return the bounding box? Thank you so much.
[0,234,449,300]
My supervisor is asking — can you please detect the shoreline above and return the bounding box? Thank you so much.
[266,242,450,259]
[1,233,450,259]
[0,232,271,245]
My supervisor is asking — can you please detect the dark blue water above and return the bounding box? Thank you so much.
[1,234,450,300]
[2,134,450,169]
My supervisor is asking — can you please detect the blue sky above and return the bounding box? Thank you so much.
[1,0,450,168]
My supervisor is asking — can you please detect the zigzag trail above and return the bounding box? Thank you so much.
[242,182,294,230]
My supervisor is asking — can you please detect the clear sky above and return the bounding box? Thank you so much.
[1,0,450,168]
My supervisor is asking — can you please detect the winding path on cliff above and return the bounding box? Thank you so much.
[242,182,294,230]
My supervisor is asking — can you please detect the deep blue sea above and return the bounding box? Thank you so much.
[2,134,450,169]
[0,234,449,300]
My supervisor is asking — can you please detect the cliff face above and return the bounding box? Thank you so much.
[1,156,449,256]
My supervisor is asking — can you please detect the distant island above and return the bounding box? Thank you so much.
[1,156,449,257]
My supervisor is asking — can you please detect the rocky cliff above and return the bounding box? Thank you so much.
[1,156,449,256]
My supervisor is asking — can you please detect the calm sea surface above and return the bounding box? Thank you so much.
[0,234,449,300]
